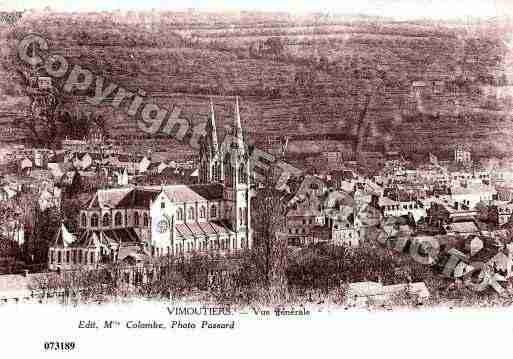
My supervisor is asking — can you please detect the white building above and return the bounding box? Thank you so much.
[450,184,496,209]
[454,144,471,165]
[378,196,428,223]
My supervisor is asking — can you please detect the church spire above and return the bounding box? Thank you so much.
[207,97,218,157]
[233,96,245,153]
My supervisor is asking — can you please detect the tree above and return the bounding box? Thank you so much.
[354,92,373,160]
[29,263,121,305]
[27,206,62,264]
[251,167,289,286]
[0,235,20,271]
[1,32,101,148]
[61,197,83,233]
[264,37,284,58]
[2,35,63,148]
[0,193,38,264]
[59,109,107,142]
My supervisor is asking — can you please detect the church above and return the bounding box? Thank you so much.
[48,98,253,271]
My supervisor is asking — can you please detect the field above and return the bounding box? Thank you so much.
[1,10,513,160]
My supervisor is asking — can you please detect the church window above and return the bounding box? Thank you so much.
[177,208,183,221]
[81,213,87,227]
[225,155,233,186]
[90,213,99,227]
[188,207,195,220]
[143,213,149,227]
[103,213,111,227]
[199,206,206,219]
[115,212,123,226]
[238,165,246,183]
[214,163,220,181]
[210,205,217,218]
[134,212,140,227]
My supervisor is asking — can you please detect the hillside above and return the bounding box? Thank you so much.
[1,10,512,160]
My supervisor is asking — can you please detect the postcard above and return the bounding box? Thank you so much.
[2,1,513,358]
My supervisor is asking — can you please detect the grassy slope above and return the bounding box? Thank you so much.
[0,11,511,160]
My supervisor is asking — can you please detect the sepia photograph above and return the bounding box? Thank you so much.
[1,0,513,357]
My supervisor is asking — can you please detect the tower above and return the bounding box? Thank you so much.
[222,97,252,249]
[199,98,222,184]
[33,149,48,169]
[454,144,471,165]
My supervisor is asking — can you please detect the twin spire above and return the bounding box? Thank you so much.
[206,96,245,156]
[233,96,245,152]
[207,98,218,156]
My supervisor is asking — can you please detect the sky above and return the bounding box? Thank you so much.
[1,0,511,20]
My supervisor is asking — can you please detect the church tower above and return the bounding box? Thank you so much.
[199,98,221,184]
[222,97,252,250]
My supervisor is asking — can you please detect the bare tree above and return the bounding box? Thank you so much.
[251,168,289,286]
[1,33,64,148]
[354,93,372,159]
[14,67,62,148]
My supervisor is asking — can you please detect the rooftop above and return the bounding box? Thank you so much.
[87,184,224,209]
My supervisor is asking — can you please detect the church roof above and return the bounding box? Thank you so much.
[175,221,234,239]
[119,189,161,208]
[52,223,77,248]
[77,228,141,248]
[87,183,224,210]
[87,188,133,209]
[147,184,223,203]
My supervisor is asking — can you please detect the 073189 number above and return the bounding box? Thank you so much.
[43,342,76,351]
